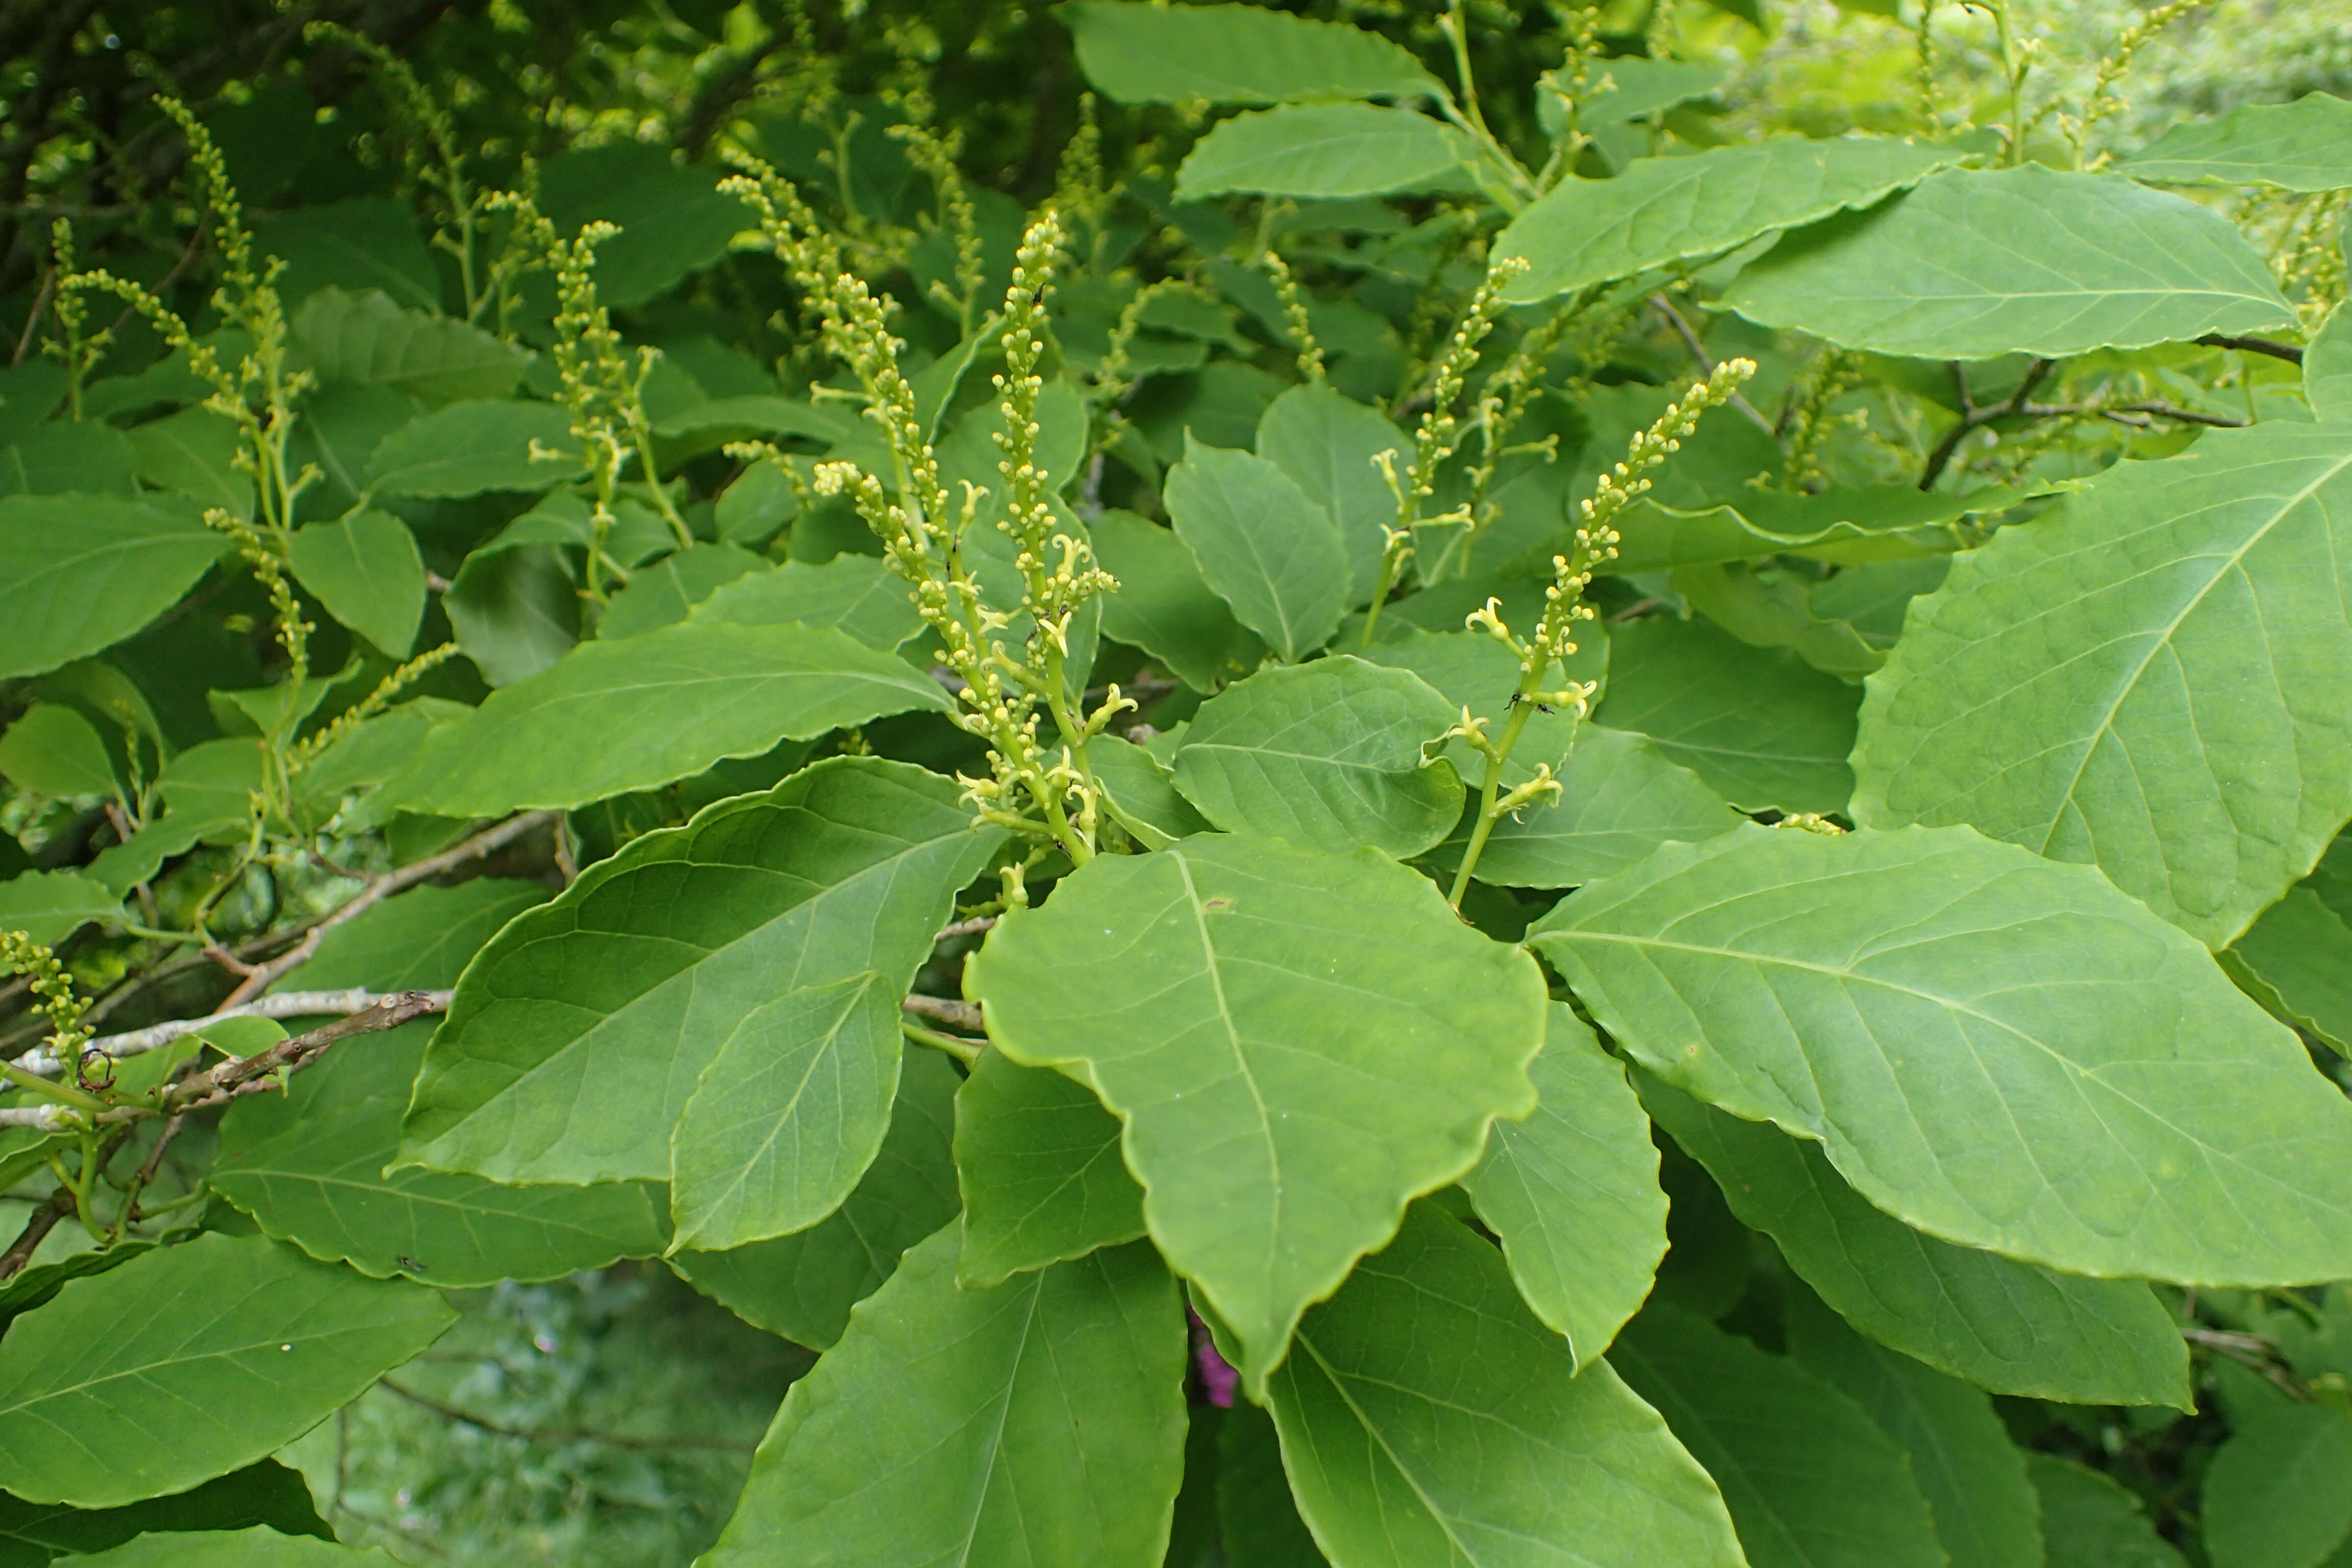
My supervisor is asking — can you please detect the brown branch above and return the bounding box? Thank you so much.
[0,1188,75,1280]
[215,812,555,1009]
[903,994,984,1032]
[376,1379,760,1453]
[137,991,448,1119]
[2197,333,2304,365]
[1918,358,2056,489]
[935,916,998,942]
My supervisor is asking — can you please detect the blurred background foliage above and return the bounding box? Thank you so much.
[3,0,2347,1562]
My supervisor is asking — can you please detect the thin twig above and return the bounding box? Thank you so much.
[1918,358,2055,489]
[10,265,52,367]
[1648,295,1775,432]
[215,812,555,1009]
[2197,333,2304,365]
[935,916,998,942]
[903,994,984,1032]
[0,1187,75,1279]
[376,1378,761,1453]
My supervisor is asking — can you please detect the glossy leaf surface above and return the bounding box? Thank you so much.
[954,1050,1146,1287]
[1165,435,1350,662]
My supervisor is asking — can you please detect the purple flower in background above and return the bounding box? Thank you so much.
[1187,1305,1236,1407]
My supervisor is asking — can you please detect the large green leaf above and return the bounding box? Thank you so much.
[1092,734,1214,850]
[1531,825,2352,1286]
[1644,1076,2191,1407]
[364,400,578,498]
[60,1528,397,1566]
[0,870,119,947]
[1496,135,1966,302]
[286,510,425,658]
[0,495,220,681]
[2119,93,2352,192]
[672,1047,962,1349]
[1175,105,1473,202]
[702,1229,1187,1568]
[288,878,545,991]
[1612,1304,1944,1568]
[1268,1203,1747,1568]
[1355,626,1591,790]
[2226,835,2352,1054]
[2310,306,2352,422]
[1612,485,1998,574]
[253,199,437,311]
[1256,383,1407,607]
[535,143,746,308]
[1458,1004,1667,1366]
[1061,1,1442,105]
[594,542,765,639]
[289,287,530,402]
[1595,615,1857,813]
[1093,510,1265,691]
[690,553,923,650]
[1428,726,1741,890]
[126,408,249,519]
[1723,166,2294,359]
[1165,435,1350,662]
[2202,1392,2352,1568]
[953,1050,1145,1287]
[0,1460,329,1566]
[1169,656,1463,858]
[967,832,1546,1391]
[445,542,580,687]
[1852,423,2352,947]
[0,705,116,798]
[2028,1457,2186,1568]
[1215,1403,1326,1568]
[213,1022,668,1287]
[376,620,952,817]
[401,758,1003,1189]
[1784,1289,2045,1568]
[0,1233,452,1507]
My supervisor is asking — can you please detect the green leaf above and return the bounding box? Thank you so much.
[2202,1396,2352,1568]
[2027,1456,2186,1568]
[213,1021,668,1287]
[1496,135,1967,302]
[536,144,746,308]
[286,510,425,658]
[1458,1003,1668,1366]
[701,1230,1187,1568]
[1595,615,1857,813]
[377,620,953,817]
[1568,57,1729,123]
[596,542,766,639]
[1256,382,1408,606]
[1644,1075,2191,1407]
[1061,1,1443,105]
[126,408,251,520]
[1166,436,1350,661]
[690,553,924,651]
[1530,824,2352,1286]
[1175,104,1474,202]
[0,495,221,681]
[0,425,137,498]
[290,287,530,402]
[1090,733,1213,850]
[252,199,438,311]
[1614,484,1999,574]
[1852,422,2352,947]
[401,757,1005,1186]
[1783,1288,2045,1568]
[1269,1204,1747,1568]
[0,1460,330,1565]
[1428,727,1741,890]
[652,393,853,450]
[1093,510,1266,691]
[1356,626,1590,790]
[365,400,579,499]
[288,878,546,991]
[1612,1303,1944,1568]
[2119,93,2352,191]
[1676,560,1884,680]
[0,705,116,798]
[1215,1403,1327,1568]
[2310,307,2352,421]
[445,543,580,687]
[0,362,66,447]
[1724,166,2294,359]
[2226,838,2352,1054]
[0,1232,452,1507]
[0,871,119,947]
[1169,656,1464,858]
[672,1046,962,1349]
[953,1050,1145,1287]
[53,1527,398,1566]
[967,832,1546,1391]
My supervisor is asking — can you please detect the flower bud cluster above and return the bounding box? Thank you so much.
[1262,251,1325,384]
[0,933,91,1064]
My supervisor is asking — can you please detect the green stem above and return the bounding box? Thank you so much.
[902,1020,983,1066]
[3,1063,107,1113]
[1446,692,1537,908]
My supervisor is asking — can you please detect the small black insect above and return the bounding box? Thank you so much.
[396,1256,429,1273]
